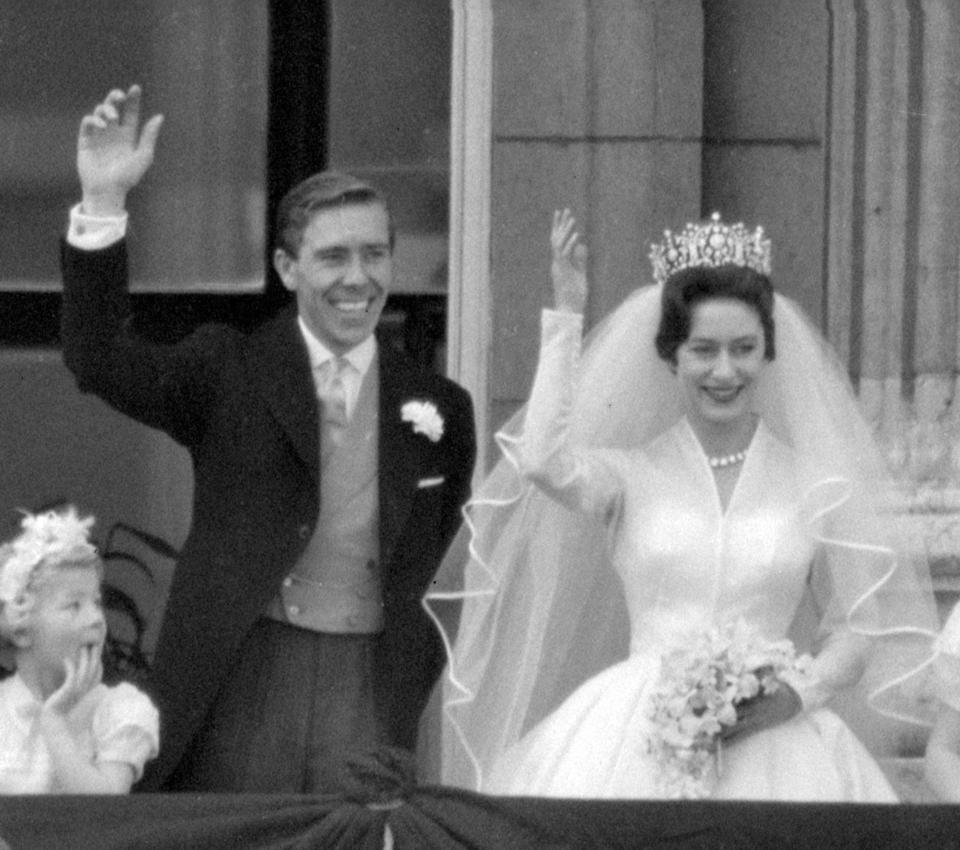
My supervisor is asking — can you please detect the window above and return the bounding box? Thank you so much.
[0,2,268,293]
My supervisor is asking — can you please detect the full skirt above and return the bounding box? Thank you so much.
[485,654,897,802]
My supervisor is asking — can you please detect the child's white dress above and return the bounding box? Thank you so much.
[0,673,159,793]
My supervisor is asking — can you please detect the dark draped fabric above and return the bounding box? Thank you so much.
[265,0,329,310]
[2,792,960,849]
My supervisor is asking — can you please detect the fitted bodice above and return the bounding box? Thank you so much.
[605,419,816,653]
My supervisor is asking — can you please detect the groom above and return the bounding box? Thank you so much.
[60,86,476,792]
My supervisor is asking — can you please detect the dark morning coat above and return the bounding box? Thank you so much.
[59,240,476,790]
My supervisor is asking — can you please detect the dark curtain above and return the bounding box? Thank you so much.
[264,0,330,313]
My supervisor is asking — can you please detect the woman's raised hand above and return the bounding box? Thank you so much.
[77,84,164,216]
[551,209,588,314]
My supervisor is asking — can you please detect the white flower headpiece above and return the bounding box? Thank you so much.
[0,507,98,605]
[401,400,444,442]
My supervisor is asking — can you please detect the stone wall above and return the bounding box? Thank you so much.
[487,0,703,438]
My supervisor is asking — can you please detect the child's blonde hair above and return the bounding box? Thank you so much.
[0,506,102,645]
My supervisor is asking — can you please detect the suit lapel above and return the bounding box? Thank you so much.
[246,306,319,481]
[247,320,422,562]
[378,346,421,565]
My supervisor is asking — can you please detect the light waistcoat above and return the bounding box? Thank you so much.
[265,358,383,632]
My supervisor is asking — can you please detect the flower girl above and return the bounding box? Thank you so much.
[0,506,158,793]
[924,601,960,802]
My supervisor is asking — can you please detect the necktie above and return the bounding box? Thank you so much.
[317,357,349,457]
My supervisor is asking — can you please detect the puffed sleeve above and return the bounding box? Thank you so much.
[934,602,960,713]
[517,309,623,519]
[92,683,160,782]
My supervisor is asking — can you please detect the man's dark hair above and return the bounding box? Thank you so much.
[274,171,396,257]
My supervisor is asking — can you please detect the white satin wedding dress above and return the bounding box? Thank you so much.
[484,310,897,801]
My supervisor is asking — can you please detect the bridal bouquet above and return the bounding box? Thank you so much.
[645,618,808,798]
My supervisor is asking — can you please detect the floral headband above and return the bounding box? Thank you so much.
[0,507,98,605]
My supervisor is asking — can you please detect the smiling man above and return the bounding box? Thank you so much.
[59,86,476,793]
[274,189,394,353]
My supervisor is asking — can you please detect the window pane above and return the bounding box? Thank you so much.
[327,0,451,296]
[0,1,268,292]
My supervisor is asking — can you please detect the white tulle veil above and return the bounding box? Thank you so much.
[425,281,939,793]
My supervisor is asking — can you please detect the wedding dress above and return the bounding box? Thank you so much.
[426,290,937,800]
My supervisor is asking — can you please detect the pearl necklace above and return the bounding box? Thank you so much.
[707,450,747,469]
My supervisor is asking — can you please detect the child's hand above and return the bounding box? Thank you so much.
[43,645,103,718]
[36,642,138,794]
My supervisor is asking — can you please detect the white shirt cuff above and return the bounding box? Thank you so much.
[67,203,128,250]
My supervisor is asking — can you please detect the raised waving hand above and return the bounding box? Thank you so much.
[551,208,588,314]
[77,84,164,216]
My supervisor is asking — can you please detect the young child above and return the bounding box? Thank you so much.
[0,506,158,793]
[924,600,960,802]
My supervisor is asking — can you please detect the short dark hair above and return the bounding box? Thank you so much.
[654,264,776,363]
[273,171,396,257]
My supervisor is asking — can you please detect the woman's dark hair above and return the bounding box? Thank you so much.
[654,264,776,364]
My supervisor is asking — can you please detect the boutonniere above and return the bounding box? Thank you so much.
[401,399,444,442]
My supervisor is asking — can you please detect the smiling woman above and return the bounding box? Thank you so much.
[665,291,769,461]
[427,210,939,802]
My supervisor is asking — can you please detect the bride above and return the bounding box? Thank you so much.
[425,209,937,800]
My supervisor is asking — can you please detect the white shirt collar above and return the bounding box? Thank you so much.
[296,315,376,378]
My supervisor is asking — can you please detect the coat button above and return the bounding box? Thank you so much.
[288,605,301,617]
[283,577,293,588]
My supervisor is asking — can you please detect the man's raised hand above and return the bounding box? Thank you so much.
[77,85,164,216]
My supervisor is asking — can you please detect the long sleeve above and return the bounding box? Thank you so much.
[781,631,870,713]
[517,309,622,519]
[60,238,231,447]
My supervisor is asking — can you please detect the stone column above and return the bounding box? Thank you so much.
[825,0,960,468]
[857,0,913,442]
[137,1,268,290]
[914,0,960,426]
[825,0,960,617]
[825,0,860,366]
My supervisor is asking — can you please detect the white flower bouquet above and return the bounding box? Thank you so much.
[645,618,808,798]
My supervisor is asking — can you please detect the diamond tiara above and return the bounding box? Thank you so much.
[648,212,771,286]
